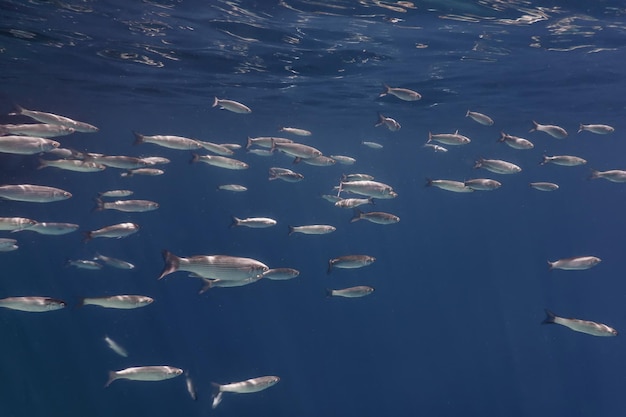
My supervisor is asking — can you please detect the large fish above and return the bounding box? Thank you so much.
[542,309,617,337]
[0,184,71,203]
[10,105,98,132]
[0,296,66,312]
[211,376,280,409]
[159,250,269,281]
[0,136,60,154]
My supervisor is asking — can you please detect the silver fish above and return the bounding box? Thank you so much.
[26,222,79,235]
[66,259,103,270]
[81,295,154,309]
[321,194,343,203]
[246,136,292,149]
[497,132,534,150]
[84,223,139,242]
[38,159,106,172]
[121,168,164,177]
[362,141,383,149]
[294,155,336,166]
[191,154,248,170]
[0,184,71,202]
[262,268,300,280]
[589,169,626,182]
[198,276,263,293]
[212,97,251,114]
[271,141,322,159]
[542,309,617,337]
[464,178,502,191]
[185,372,197,401]
[328,255,376,274]
[98,190,134,198]
[104,335,129,357]
[94,198,159,213]
[133,132,202,150]
[195,140,235,156]
[529,182,559,191]
[0,135,60,154]
[218,184,248,192]
[423,143,448,153]
[279,127,312,136]
[231,216,277,228]
[86,155,153,169]
[10,105,98,132]
[330,155,356,165]
[0,238,18,252]
[342,173,374,182]
[327,286,375,298]
[578,123,614,135]
[465,110,494,126]
[159,250,269,281]
[220,143,242,150]
[474,158,521,174]
[379,84,421,101]
[530,121,568,139]
[288,225,336,236]
[374,112,401,131]
[541,155,587,166]
[269,167,304,182]
[0,296,65,312]
[427,131,471,145]
[94,253,135,270]
[339,180,397,199]
[350,209,399,224]
[0,217,37,231]
[105,366,183,387]
[212,375,280,394]
[548,256,601,271]
[425,178,473,193]
[335,197,374,209]
[139,156,170,165]
[0,123,75,137]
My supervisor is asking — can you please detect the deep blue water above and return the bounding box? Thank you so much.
[1,1,626,416]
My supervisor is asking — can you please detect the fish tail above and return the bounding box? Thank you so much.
[132,131,145,145]
[368,197,375,206]
[374,112,384,127]
[82,231,93,243]
[8,104,24,116]
[190,153,200,164]
[336,181,343,197]
[230,216,241,228]
[120,171,131,177]
[293,157,301,165]
[378,83,390,97]
[270,138,276,151]
[327,260,333,275]
[36,158,48,170]
[542,309,556,325]
[211,389,224,409]
[159,250,180,280]
[588,169,600,180]
[473,159,483,169]
[325,288,334,297]
[77,298,86,308]
[288,225,295,236]
[529,121,538,133]
[92,198,105,212]
[105,371,117,388]
[427,132,432,143]
[497,131,506,143]
[246,137,253,149]
[540,155,549,166]
[578,123,584,133]
[466,109,471,117]
[425,177,433,187]
[198,279,214,294]
[212,97,219,108]
[547,260,555,270]
[350,209,363,223]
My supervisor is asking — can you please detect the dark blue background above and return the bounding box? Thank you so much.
[1,1,626,416]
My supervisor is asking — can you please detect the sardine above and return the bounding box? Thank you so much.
[0,296,66,312]
[38,159,106,172]
[328,255,376,274]
[133,132,202,150]
[104,335,129,357]
[159,250,269,281]
[326,286,375,298]
[0,123,75,137]
[84,223,140,242]
[0,238,18,251]
[542,309,617,337]
[218,184,248,192]
[530,121,568,139]
[0,184,71,203]
[0,135,60,154]
[66,259,103,270]
[529,182,559,191]
[362,141,383,149]
[578,124,614,135]
[427,131,471,145]
[279,127,312,136]
[105,366,183,387]
[589,169,626,182]
[86,155,153,169]
[288,225,336,236]
[190,154,248,170]
[339,180,397,199]
[548,256,601,270]
[541,155,587,166]
[10,105,98,132]
[271,140,322,159]
[26,222,79,235]
[0,217,37,231]
[94,253,135,270]
[212,97,252,114]
[379,84,421,101]
[466,110,494,126]
[231,216,277,228]
[80,295,154,309]
[350,209,399,224]
[94,198,159,213]
[269,167,304,182]
[474,158,521,174]
[334,197,374,209]
[464,178,502,191]
[425,178,473,193]
[497,132,534,150]
[246,136,292,149]
[121,168,164,177]
[196,140,235,156]
[374,112,401,131]
[98,190,134,198]
[330,155,356,165]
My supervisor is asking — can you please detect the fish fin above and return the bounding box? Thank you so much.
[473,159,483,169]
[288,225,295,236]
[378,83,390,97]
[325,288,333,297]
[198,279,214,294]
[425,177,433,187]
[293,157,301,165]
[8,104,25,116]
[350,209,363,223]
[547,261,555,270]
[337,181,343,197]
[158,250,180,280]
[211,390,223,409]
[588,169,600,180]
[77,298,86,308]
[465,109,471,117]
[539,155,549,166]
[92,198,105,212]
[542,309,556,325]
[529,121,538,133]
[230,216,241,228]
[427,132,432,143]
[132,131,145,145]
[105,371,116,388]
[327,260,333,275]
[82,232,93,243]
[374,112,384,127]
[36,158,48,170]
[190,153,200,164]
[368,197,375,206]
[212,97,219,108]
[578,123,584,133]
[497,132,506,143]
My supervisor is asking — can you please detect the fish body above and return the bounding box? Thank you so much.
[0,123,75,137]
[474,158,521,174]
[350,209,399,224]
[423,143,448,152]
[0,135,60,154]
[374,112,401,131]
[133,132,201,150]
[321,194,343,203]
[589,170,626,183]
[38,159,106,172]
[212,97,251,114]
[542,309,617,336]
[497,132,534,149]
[84,223,139,242]
[198,276,262,293]
[328,255,376,273]
[530,121,568,139]
[94,198,159,213]
[327,286,375,298]
[279,127,312,136]
[246,136,292,149]
[362,141,383,149]
[218,184,248,192]
[425,178,473,193]
[191,154,248,170]
[262,268,300,280]
[529,182,559,191]
[0,238,18,251]
[339,180,397,199]
[541,155,587,166]
[66,259,103,270]
[428,131,471,145]
[86,155,153,169]
[271,141,322,159]
[213,376,280,394]
[578,124,614,135]
[186,372,197,400]
[159,250,269,281]
[106,366,183,387]
[464,179,502,191]
[548,256,601,271]
[98,190,134,198]
[104,336,129,357]
[231,216,277,228]
[81,295,154,309]
[0,296,66,312]
[140,156,170,165]
[121,168,164,177]
[466,110,494,126]
[379,84,421,101]
[94,253,135,269]
[295,155,336,166]
[335,197,373,209]
[27,222,79,235]
[288,225,336,236]
[330,155,356,165]
[342,174,375,182]
[196,141,235,156]
[268,167,304,182]
[0,184,71,202]
[0,217,37,231]
[10,105,98,132]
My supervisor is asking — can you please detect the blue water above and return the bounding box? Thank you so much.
[1,1,626,416]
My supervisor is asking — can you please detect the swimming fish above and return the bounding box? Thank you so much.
[0,123,75,137]
[159,251,269,281]
[104,335,129,357]
[548,256,601,270]
[578,124,614,135]
[588,169,626,182]
[105,366,183,387]
[94,198,159,212]
[374,112,401,131]
[497,132,534,150]
[288,225,336,235]
[540,155,587,166]
[425,178,473,193]
[133,132,202,150]
[427,131,470,145]
[231,216,277,228]
[466,110,494,126]
[279,127,312,136]
[212,97,252,114]
[10,105,98,132]
[474,158,521,174]
[84,223,140,242]
[326,286,375,298]
[0,184,71,203]
[542,309,617,337]
[464,179,502,191]
[328,255,376,274]
[80,295,154,309]
[350,209,399,224]
[379,84,421,101]
[529,182,559,191]
[530,121,568,139]
[0,296,66,312]
[0,136,60,154]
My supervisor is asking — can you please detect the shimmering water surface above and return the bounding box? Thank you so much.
[1,1,626,416]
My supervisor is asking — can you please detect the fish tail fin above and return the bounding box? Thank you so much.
[230,216,241,228]
[337,181,343,197]
[325,288,333,297]
[190,153,200,164]
[198,279,214,294]
[92,198,105,212]
[497,131,506,143]
[212,97,219,108]
[465,109,471,117]
[350,209,363,223]
[540,155,549,166]
[211,389,224,409]
[425,177,433,187]
[542,309,556,325]
[132,131,144,145]
[473,159,483,169]
[105,371,116,388]
[36,158,48,170]
[374,112,384,127]
[529,121,538,133]
[246,137,253,149]
[8,104,24,116]
[578,123,584,133]
[270,138,276,151]
[82,232,93,243]
[427,132,432,143]
[288,225,295,236]
[547,260,555,270]
[293,157,301,165]
[159,250,180,280]
[368,197,375,206]
[327,260,333,274]
[378,83,390,97]
[588,169,600,180]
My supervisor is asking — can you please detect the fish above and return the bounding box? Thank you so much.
[231,216,277,228]
[80,295,154,309]
[350,209,400,224]
[246,136,292,149]
[105,366,183,387]
[466,110,494,126]
[326,286,375,298]
[0,296,66,312]
[279,127,312,136]
[342,174,375,182]
[0,184,71,203]
[542,309,617,337]
[98,189,134,198]
[94,198,159,213]
[464,179,502,191]
[133,132,202,150]
[339,180,397,199]
[529,182,559,191]
[540,155,587,166]
[25,222,79,235]
[334,197,374,209]
[84,223,140,242]
[212,97,252,114]
[104,335,129,357]
[139,156,170,165]
[195,140,235,156]
[423,143,448,152]
[247,148,275,157]
[474,158,521,174]
[530,121,568,139]
[190,154,249,170]
[362,141,383,149]
[10,105,98,132]
[262,268,300,280]
[198,276,263,293]
[85,155,154,170]
[0,238,18,252]
[374,112,401,131]
[321,194,343,203]
[425,178,473,193]
[288,225,336,236]
[0,123,75,137]
[548,256,601,271]
[497,132,534,149]
[212,375,280,395]
[379,84,421,101]
[578,124,614,135]
[218,184,248,192]
[427,131,471,145]
[121,168,164,177]
[589,169,626,182]
[38,159,106,172]
[0,217,37,231]
[66,259,103,270]
[271,140,322,159]
[294,155,336,166]
[268,167,304,182]
[94,253,135,270]
[328,255,376,274]
[329,155,356,165]
[185,372,198,401]
[220,143,242,150]
[0,135,60,154]
[159,250,269,281]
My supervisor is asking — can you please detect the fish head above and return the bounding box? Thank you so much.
[58,191,72,200]
[173,368,184,376]
[367,256,376,264]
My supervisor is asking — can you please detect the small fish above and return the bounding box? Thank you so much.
[139,156,170,165]
[279,127,312,136]
[335,197,374,209]
[80,295,154,309]
[374,112,401,131]
[497,132,534,150]
[321,194,343,203]
[98,190,134,198]
[94,198,159,213]
[578,124,614,135]
[0,136,60,155]
[220,143,242,150]
[425,178,473,193]
[133,132,202,150]
[190,154,248,170]
[84,223,140,242]
[350,209,399,224]
[379,84,421,101]
[327,286,375,298]
[212,97,252,114]
[0,238,18,252]
[330,155,356,165]
[247,148,275,157]
[339,180,397,199]
[342,173,375,182]
[10,105,98,132]
[94,253,135,270]
[541,155,587,166]
[288,225,336,236]
[268,167,304,182]
[185,372,198,401]
[0,123,75,137]
[104,335,129,357]
[231,216,277,228]
[121,168,165,177]
[212,375,280,395]
[427,131,471,145]
[294,155,336,167]
[362,141,383,149]
[246,136,292,149]
[271,140,322,159]
[66,259,103,270]
[589,169,626,183]
[195,141,235,156]
[0,217,37,231]
[0,184,71,203]
[27,222,79,235]
[466,110,494,126]
[86,155,153,170]
[198,276,263,293]
[106,366,183,387]
[474,158,521,174]
[464,178,502,191]
[262,268,300,280]
[423,143,448,153]
[328,255,376,274]
[529,182,559,191]
[38,159,106,172]
[548,256,601,271]
[218,184,248,192]
[542,309,617,337]
[530,121,568,139]
[159,250,269,281]
[0,296,66,312]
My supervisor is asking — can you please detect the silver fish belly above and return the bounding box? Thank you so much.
[548,256,601,270]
